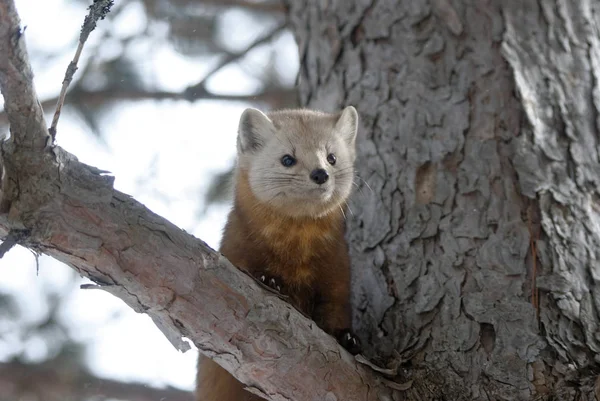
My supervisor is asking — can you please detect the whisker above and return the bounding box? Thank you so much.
[344,200,354,216]
[355,175,374,194]
[253,170,298,177]
[335,166,355,174]
[255,179,293,184]
[339,204,346,221]
[263,184,294,190]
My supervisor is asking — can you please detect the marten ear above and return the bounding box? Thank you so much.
[237,108,274,153]
[335,106,358,146]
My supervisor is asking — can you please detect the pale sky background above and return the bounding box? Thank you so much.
[0,0,298,392]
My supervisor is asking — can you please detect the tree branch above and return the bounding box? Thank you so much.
[184,22,287,100]
[0,87,298,127]
[0,1,391,400]
[64,86,297,107]
[0,7,293,129]
[192,0,285,13]
[0,360,193,401]
[0,0,49,149]
[48,0,114,141]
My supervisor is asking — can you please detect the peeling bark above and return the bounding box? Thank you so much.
[287,0,600,399]
[503,1,600,398]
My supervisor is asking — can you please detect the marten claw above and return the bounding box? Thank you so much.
[259,274,282,293]
[336,329,361,355]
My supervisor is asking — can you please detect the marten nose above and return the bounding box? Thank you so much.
[310,168,329,185]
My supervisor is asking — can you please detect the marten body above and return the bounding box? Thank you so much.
[196,107,360,401]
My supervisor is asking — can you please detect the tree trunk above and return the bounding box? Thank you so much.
[287,0,600,399]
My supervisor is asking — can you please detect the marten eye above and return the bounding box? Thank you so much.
[327,153,337,165]
[281,154,297,167]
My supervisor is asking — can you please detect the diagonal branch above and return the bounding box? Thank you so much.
[0,1,392,401]
[184,22,287,100]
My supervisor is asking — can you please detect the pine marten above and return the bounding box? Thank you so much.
[196,106,360,401]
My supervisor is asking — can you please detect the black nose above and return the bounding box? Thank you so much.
[310,168,329,185]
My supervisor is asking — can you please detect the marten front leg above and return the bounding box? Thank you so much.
[313,286,361,355]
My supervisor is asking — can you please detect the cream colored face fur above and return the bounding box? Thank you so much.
[236,107,358,218]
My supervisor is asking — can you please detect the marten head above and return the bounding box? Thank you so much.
[236,107,358,218]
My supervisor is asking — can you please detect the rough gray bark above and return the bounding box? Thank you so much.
[0,2,392,401]
[287,0,600,399]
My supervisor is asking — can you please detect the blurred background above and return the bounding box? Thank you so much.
[0,0,298,399]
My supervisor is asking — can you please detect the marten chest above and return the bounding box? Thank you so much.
[255,218,338,311]
[260,222,329,277]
